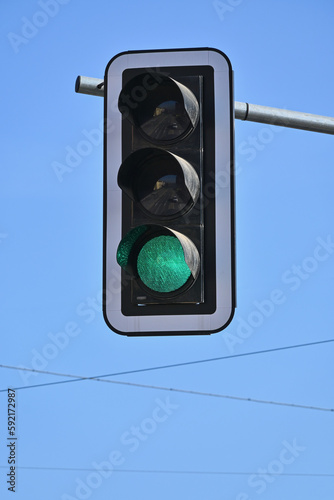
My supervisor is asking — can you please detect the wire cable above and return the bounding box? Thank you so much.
[0,364,333,412]
[0,465,333,477]
[1,337,333,393]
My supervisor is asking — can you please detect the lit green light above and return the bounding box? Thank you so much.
[117,225,147,268]
[137,235,191,293]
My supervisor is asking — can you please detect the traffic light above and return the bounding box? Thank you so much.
[103,48,235,336]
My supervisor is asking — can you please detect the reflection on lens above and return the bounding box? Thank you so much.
[135,157,191,217]
[137,235,191,293]
[139,100,191,142]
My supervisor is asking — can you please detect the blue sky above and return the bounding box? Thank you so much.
[1,0,334,499]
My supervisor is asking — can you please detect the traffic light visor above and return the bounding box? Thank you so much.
[118,72,199,144]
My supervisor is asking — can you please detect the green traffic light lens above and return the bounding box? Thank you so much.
[116,225,147,269]
[137,235,191,293]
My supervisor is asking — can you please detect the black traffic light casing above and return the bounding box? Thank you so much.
[103,48,235,335]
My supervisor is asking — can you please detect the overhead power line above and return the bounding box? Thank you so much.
[0,364,333,412]
[0,465,333,477]
[1,337,333,393]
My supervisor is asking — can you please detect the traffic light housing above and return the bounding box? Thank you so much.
[103,48,235,335]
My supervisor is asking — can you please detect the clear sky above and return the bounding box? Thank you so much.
[1,1,334,499]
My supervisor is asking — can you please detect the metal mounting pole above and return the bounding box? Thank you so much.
[75,76,334,135]
[75,76,104,97]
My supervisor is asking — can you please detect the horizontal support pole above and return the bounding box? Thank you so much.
[234,101,334,135]
[75,75,334,135]
[75,76,104,97]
